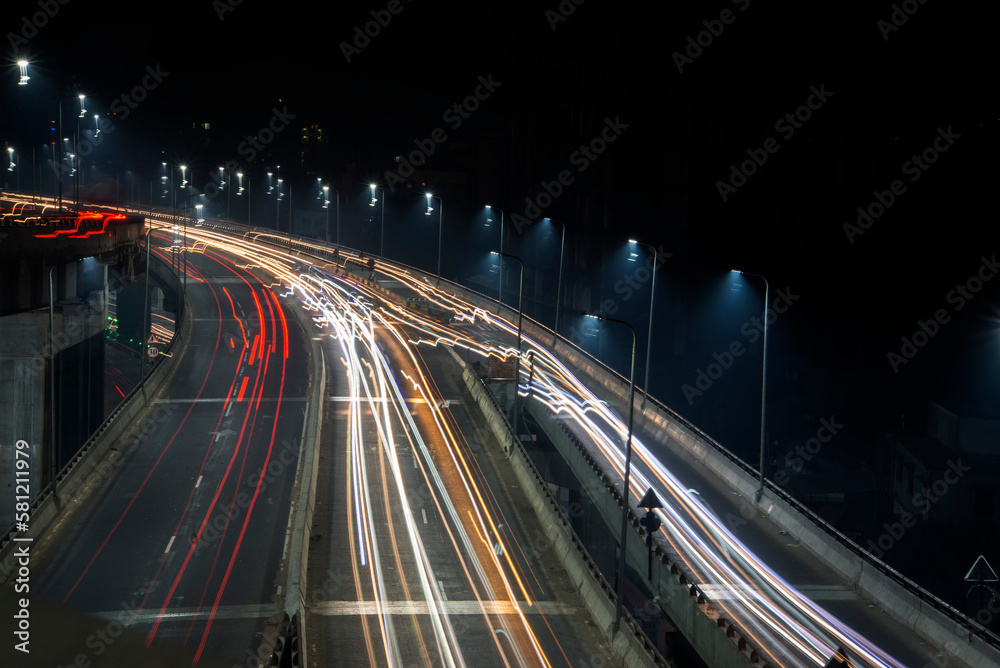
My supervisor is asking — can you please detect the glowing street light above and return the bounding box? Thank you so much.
[732,269,770,504]
[486,204,504,303]
[17,60,29,85]
[426,193,443,278]
[6,147,18,191]
[370,183,384,256]
[628,238,661,409]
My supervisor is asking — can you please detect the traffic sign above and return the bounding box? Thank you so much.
[964,555,998,582]
[146,333,162,345]
[638,488,664,510]
[146,346,160,359]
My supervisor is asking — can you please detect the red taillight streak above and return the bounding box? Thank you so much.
[60,258,222,605]
[193,284,289,663]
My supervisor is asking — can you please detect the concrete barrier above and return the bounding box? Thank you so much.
[460,363,672,668]
[0,254,187,582]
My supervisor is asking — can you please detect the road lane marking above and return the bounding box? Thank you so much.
[421,509,427,524]
[94,603,276,622]
[195,475,202,488]
[310,601,579,615]
[164,535,176,554]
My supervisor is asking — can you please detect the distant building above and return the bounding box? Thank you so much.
[300,122,325,177]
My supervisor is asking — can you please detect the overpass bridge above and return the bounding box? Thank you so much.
[3,203,999,667]
[0,200,148,528]
[243,225,1000,668]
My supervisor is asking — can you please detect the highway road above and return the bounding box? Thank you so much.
[314,245,955,668]
[2,201,979,667]
[185,227,619,666]
[125,221,617,666]
[4,229,310,666]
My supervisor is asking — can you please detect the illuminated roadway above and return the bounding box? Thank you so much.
[182,224,618,666]
[25,225,309,665]
[10,208,616,667]
[4,196,983,667]
[240,231,958,668]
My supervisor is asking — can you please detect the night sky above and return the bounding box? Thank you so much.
[4,3,998,484]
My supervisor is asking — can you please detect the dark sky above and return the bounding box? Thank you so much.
[4,0,998,437]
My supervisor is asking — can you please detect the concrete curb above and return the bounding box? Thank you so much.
[461,363,669,668]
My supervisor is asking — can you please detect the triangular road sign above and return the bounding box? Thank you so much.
[638,488,663,509]
[964,555,998,582]
[146,333,162,345]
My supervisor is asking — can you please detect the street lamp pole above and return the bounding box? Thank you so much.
[585,312,637,634]
[486,205,504,304]
[734,269,770,504]
[548,218,567,346]
[426,193,443,278]
[492,251,524,425]
[632,240,659,409]
[370,184,384,256]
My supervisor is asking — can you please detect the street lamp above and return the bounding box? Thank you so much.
[426,193,443,278]
[732,269,770,504]
[17,60,30,85]
[486,205,504,303]
[235,171,248,224]
[546,218,567,346]
[276,178,284,230]
[219,167,229,219]
[583,312,637,633]
[7,147,18,192]
[370,183,385,256]
[322,184,340,245]
[492,251,524,424]
[629,239,660,409]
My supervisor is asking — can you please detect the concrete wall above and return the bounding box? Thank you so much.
[0,255,184,582]
[524,398,771,668]
[460,364,679,668]
[0,282,107,528]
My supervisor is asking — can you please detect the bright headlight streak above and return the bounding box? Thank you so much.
[174,222,907,668]
[515,346,907,667]
[381,320,536,613]
[530,369,900,666]
[371,317,546,667]
[447,310,904,666]
[522,384,812,663]
[373,312,554,668]
[374,296,810,663]
[329,293,465,668]
[332,298,408,665]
